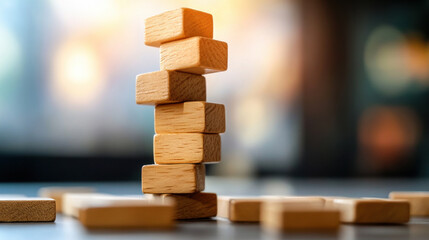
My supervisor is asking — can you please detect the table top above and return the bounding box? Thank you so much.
[1,177,429,240]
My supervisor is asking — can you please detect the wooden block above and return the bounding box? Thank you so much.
[217,196,263,222]
[38,187,94,213]
[78,198,175,229]
[331,198,410,224]
[218,196,325,222]
[155,101,225,133]
[142,164,205,194]
[154,133,220,164]
[62,193,113,217]
[154,192,217,219]
[160,36,227,74]
[389,192,429,216]
[145,8,213,47]
[0,198,56,222]
[261,198,339,231]
[136,70,206,105]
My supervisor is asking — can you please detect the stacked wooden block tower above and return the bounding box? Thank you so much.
[136,8,228,219]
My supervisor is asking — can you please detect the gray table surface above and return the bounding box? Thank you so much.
[1,177,429,240]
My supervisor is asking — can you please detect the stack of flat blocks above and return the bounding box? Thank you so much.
[137,8,227,219]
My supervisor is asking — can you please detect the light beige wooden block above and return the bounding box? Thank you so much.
[218,196,325,222]
[142,164,205,194]
[390,192,429,216]
[145,8,213,47]
[62,193,113,218]
[155,101,225,133]
[160,36,228,74]
[0,198,56,222]
[218,197,263,222]
[331,198,410,224]
[261,198,338,231]
[153,192,217,219]
[38,187,94,213]
[154,133,220,164]
[136,70,206,105]
[78,198,175,229]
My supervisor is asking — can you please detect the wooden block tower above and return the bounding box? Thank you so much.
[137,8,227,219]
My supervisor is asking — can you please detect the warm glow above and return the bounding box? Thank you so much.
[51,41,104,105]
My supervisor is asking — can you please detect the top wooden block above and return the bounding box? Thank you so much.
[390,192,429,216]
[145,8,213,47]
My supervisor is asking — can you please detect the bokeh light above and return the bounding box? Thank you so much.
[0,23,21,85]
[51,40,104,105]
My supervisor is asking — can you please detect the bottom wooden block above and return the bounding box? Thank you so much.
[261,199,339,232]
[78,198,175,229]
[156,192,217,219]
[38,187,94,213]
[0,198,56,222]
[389,192,429,216]
[331,198,410,224]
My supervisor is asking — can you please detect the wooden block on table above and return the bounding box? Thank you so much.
[217,196,263,222]
[331,198,410,224]
[154,133,220,164]
[160,36,227,74]
[62,193,113,217]
[136,70,206,105]
[38,187,94,213]
[145,8,213,47]
[389,192,429,216]
[142,164,205,194]
[154,192,217,219]
[261,198,339,231]
[0,198,56,222]
[155,101,225,133]
[78,197,175,229]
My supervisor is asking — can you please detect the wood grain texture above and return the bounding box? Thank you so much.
[136,70,206,105]
[154,133,220,164]
[261,198,339,232]
[142,164,205,194]
[38,187,94,213]
[160,36,227,74]
[78,198,175,229]
[155,101,225,133]
[331,198,410,224]
[0,198,56,222]
[389,192,429,216]
[157,192,217,219]
[145,8,213,47]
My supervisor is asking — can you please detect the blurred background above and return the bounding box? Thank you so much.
[0,0,428,181]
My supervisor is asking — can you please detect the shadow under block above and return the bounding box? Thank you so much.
[158,192,217,219]
[331,198,410,224]
[136,70,206,105]
[142,164,205,194]
[389,192,429,216]
[38,187,95,213]
[261,198,339,231]
[155,101,225,133]
[0,198,56,222]
[145,8,213,47]
[160,36,227,74]
[78,198,175,229]
[154,133,220,164]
